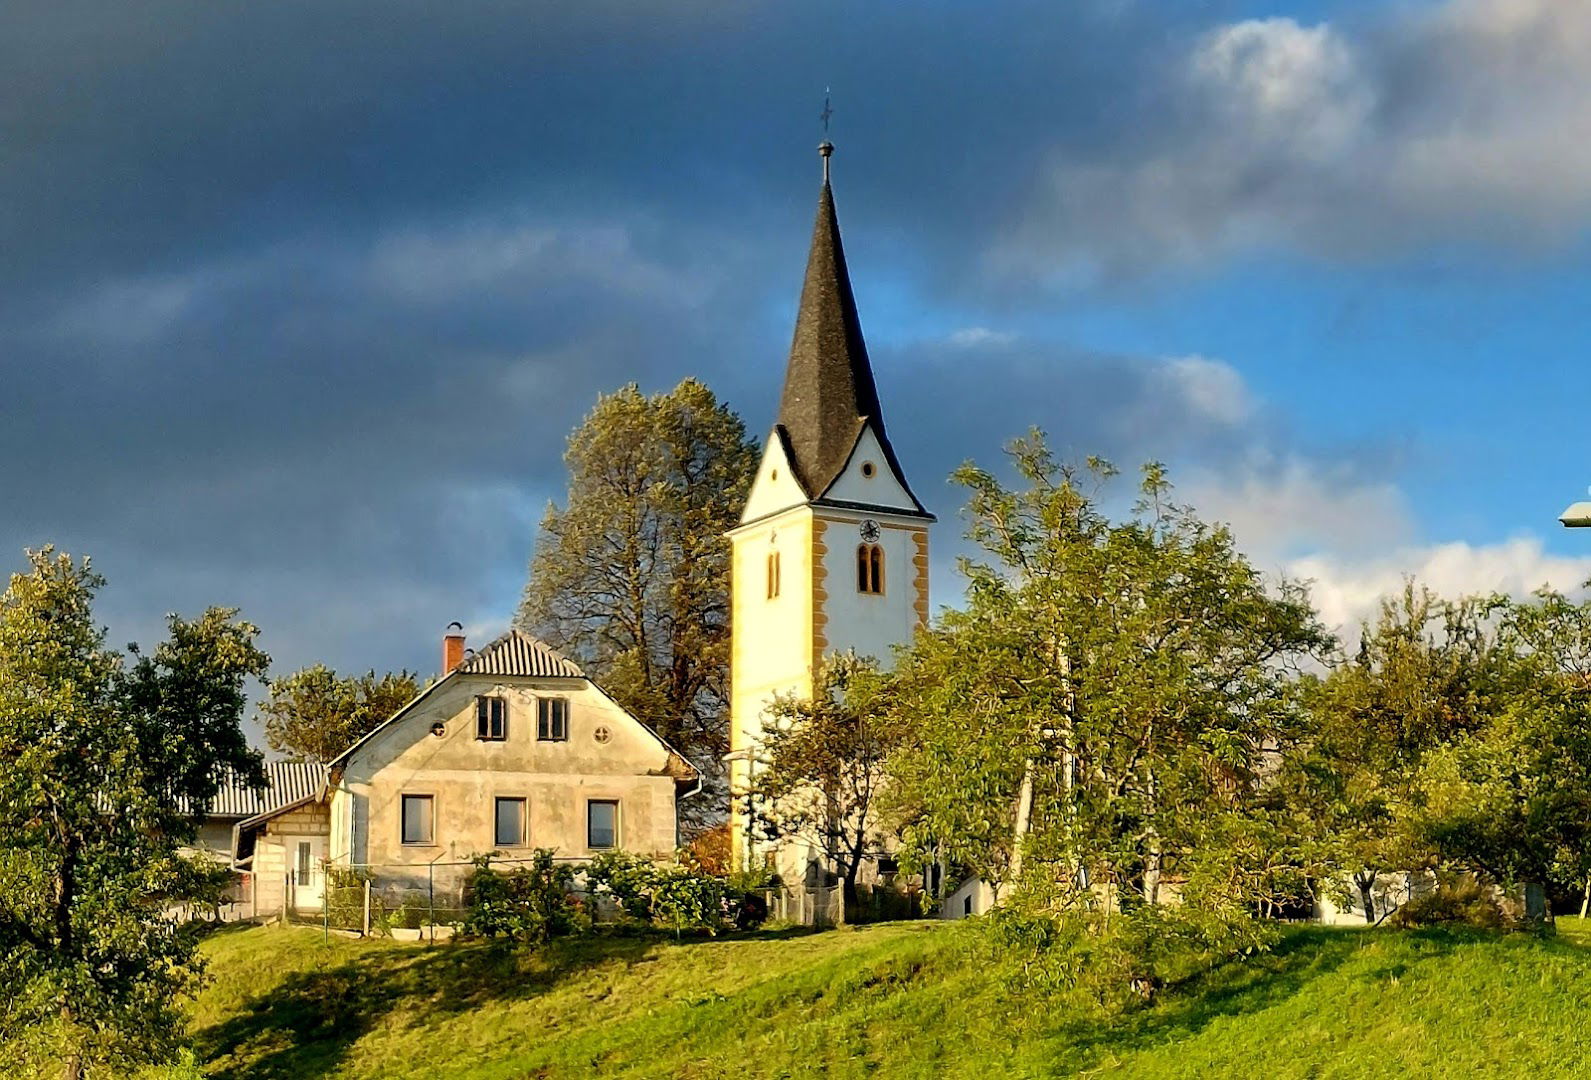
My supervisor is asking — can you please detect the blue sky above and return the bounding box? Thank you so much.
[5,0,1591,717]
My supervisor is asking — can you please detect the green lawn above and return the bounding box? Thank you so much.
[176,917,1591,1079]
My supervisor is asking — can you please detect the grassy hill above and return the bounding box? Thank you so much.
[172,917,1591,1079]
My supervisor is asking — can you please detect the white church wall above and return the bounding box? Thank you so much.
[819,424,920,514]
[728,506,820,865]
[815,513,926,671]
[739,434,809,524]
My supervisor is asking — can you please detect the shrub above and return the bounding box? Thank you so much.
[650,865,728,935]
[684,823,732,876]
[581,851,733,934]
[1387,877,1505,930]
[461,850,585,944]
[323,866,369,931]
[584,851,658,922]
[983,903,1278,1011]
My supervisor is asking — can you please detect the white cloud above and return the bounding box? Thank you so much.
[1192,17,1371,157]
[947,326,1017,348]
[1173,451,1591,640]
[47,274,201,345]
[1181,456,1413,564]
[1001,0,1591,277]
[1290,538,1591,636]
[368,217,712,307]
[1156,355,1255,428]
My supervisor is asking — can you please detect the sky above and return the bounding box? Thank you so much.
[6,0,1591,742]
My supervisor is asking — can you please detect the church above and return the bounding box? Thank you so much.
[726,141,935,888]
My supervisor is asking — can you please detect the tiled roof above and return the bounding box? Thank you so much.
[455,629,584,679]
[774,161,925,515]
[207,761,326,818]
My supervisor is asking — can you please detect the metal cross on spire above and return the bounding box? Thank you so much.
[818,88,834,183]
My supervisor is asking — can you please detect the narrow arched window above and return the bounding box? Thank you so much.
[766,550,780,600]
[857,543,884,594]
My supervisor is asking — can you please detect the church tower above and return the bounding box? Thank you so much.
[727,142,934,870]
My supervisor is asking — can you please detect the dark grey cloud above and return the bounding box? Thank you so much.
[2,0,1393,748]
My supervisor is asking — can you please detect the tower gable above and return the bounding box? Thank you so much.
[740,426,811,525]
[816,421,926,517]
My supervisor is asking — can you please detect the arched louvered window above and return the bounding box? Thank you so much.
[767,550,781,599]
[857,543,884,595]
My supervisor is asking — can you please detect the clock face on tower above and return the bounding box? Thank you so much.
[859,519,881,543]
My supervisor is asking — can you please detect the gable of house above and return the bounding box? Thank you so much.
[328,630,698,872]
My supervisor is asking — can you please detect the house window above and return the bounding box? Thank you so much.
[494,797,527,848]
[537,698,569,741]
[400,794,434,846]
[476,695,507,741]
[857,543,884,594]
[766,550,781,600]
[587,799,619,850]
[295,841,313,886]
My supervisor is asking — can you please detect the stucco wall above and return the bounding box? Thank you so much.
[941,877,998,920]
[739,433,809,523]
[819,425,920,514]
[813,510,926,669]
[333,675,683,875]
[729,506,819,865]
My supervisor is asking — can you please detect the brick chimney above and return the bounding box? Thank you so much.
[443,622,465,674]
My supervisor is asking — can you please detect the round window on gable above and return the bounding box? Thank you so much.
[771,468,779,481]
[429,722,446,738]
[593,725,612,745]
[860,461,876,478]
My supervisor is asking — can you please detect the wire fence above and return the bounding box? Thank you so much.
[268,856,589,939]
[238,855,927,937]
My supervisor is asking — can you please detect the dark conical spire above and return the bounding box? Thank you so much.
[775,148,890,498]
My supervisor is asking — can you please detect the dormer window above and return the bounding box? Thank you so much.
[476,696,507,741]
[857,543,884,595]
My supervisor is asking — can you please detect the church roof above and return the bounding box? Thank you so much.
[775,155,928,516]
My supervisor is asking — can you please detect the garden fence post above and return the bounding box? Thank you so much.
[363,878,372,937]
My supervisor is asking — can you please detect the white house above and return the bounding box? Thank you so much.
[232,628,699,917]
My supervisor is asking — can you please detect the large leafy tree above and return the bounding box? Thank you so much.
[741,654,902,907]
[1293,584,1504,921]
[258,665,420,762]
[0,549,270,1078]
[517,379,759,824]
[1411,586,1591,910]
[887,433,1328,913]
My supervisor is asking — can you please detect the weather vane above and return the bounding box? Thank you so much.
[819,88,834,182]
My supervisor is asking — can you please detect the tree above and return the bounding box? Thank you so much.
[1408,586,1591,915]
[887,433,1328,915]
[517,379,759,826]
[1294,584,1504,922]
[258,665,420,762]
[0,548,269,1078]
[741,654,902,908]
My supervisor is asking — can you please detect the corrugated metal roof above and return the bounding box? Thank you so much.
[455,629,584,679]
[207,761,326,818]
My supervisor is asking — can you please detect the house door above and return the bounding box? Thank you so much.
[288,836,326,911]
